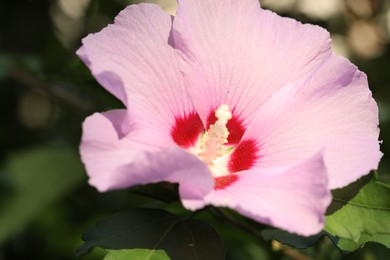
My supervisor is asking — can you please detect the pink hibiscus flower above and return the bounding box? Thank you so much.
[77,0,382,235]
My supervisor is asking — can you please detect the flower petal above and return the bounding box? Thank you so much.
[183,152,331,236]
[80,110,214,199]
[242,54,382,189]
[172,0,331,125]
[77,4,195,131]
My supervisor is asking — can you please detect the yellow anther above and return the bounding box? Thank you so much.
[198,104,232,165]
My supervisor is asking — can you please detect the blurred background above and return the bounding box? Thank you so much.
[0,0,390,259]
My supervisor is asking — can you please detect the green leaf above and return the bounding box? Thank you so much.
[0,147,84,245]
[260,229,339,249]
[77,208,225,260]
[326,173,373,215]
[325,175,390,251]
[104,249,169,260]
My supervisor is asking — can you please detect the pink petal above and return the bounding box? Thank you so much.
[172,0,331,127]
[242,55,382,189]
[77,4,195,133]
[183,152,331,236]
[80,110,214,199]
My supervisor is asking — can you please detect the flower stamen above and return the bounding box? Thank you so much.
[198,104,232,166]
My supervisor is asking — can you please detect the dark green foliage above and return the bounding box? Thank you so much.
[129,182,179,203]
[261,229,338,249]
[77,208,225,260]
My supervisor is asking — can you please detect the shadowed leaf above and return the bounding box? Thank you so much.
[261,229,339,249]
[129,182,179,203]
[326,173,373,215]
[77,208,225,260]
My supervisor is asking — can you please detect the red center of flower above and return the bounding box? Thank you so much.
[171,112,204,148]
[228,139,259,173]
[215,140,258,190]
[171,108,258,191]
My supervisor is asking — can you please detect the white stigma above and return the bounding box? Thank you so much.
[198,104,232,166]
